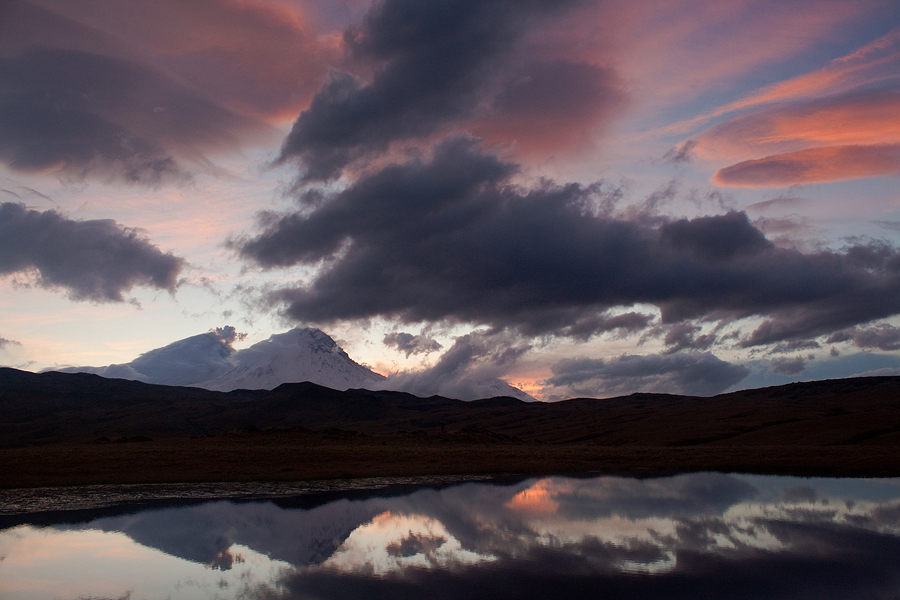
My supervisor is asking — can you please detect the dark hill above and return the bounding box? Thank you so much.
[3,367,900,448]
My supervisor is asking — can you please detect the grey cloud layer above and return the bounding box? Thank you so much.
[383,332,443,357]
[827,324,900,351]
[277,0,607,180]
[239,139,900,347]
[543,352,750,397]
[0,203,183,301]
[0,2,267,184]
[383,331,533,400]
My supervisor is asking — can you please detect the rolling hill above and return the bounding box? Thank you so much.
[3,367,900,448]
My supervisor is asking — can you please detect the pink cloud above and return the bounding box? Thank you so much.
[713,143,900,186]
[696,89,900,161]
[696,88,900,186]
[660,26,900,136]
[592,0,881,108]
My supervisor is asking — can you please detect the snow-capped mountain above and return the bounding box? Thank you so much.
[56,326,534,399]
[57,326,239,386]
[58,327,385,392]
[198,328,385,392]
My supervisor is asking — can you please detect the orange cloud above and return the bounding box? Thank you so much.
[713,143,900,186]
[696,89,900,160]
[695,88,900,186]
[505,480,569,514]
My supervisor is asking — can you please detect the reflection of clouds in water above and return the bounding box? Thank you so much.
[321,511,493,575]
[492,474,900,570]
[506,479,567,514]
[4,474,900,599]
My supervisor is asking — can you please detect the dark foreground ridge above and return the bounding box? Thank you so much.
[2,368,900,486]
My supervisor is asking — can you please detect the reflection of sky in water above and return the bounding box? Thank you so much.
[2,473,900,599]
[0,527,291,599]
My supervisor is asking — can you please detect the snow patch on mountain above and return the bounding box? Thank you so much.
[198,328,385,392]
[56,326,382,392]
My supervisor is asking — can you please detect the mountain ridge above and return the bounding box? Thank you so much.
[3,367,900,450]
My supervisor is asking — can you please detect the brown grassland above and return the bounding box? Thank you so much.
[2,368,900,488]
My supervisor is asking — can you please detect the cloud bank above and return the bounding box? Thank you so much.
[0,202,183,301]
[239,139,900,349]
[383,331,534,400]
[542,352,750,397]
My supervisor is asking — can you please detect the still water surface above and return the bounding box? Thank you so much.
[2,473,900,599]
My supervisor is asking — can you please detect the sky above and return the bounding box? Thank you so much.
[2,0,900,400]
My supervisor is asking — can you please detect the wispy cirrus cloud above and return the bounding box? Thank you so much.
[660,25,900,137]
[678,27,900,187]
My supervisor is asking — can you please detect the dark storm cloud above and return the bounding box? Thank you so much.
[0,202,183,301]
[827,324,900,351]
[661,323,716,354]
[240,139,900,347]
[738,241,900,347]
[470,59,625,152]
[0,12,266,184]
[560,311,654,341]
[383,332,443,357]
[277,0,592,180]
[542,352,750,397]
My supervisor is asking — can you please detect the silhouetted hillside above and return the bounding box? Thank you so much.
[3,367,900,449]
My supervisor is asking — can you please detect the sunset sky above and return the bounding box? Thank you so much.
[2,0,900,400]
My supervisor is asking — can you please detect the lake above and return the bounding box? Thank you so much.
[2,472,900,599]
